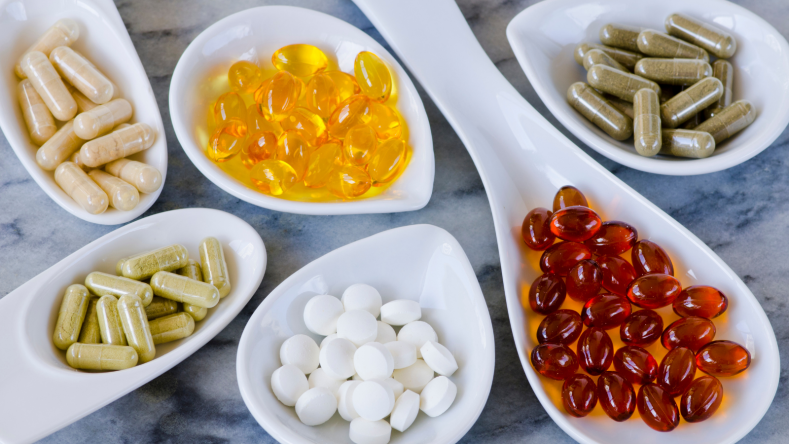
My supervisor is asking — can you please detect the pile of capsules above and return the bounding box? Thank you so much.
[521,186,751,432]
[52,239,230,371]
[206,44,408,200]
[568,13,756,159]
[14,19,162,214]
[270,284,458,444]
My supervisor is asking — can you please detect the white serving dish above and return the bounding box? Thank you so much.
[169,6,434,215]
[0,208,267,443]
[507,0,789,175]
[0,0,168,224]
[236,224,494,443]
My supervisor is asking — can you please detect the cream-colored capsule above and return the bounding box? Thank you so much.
[665,13,737,59]
[78,297,102,344]
[104,158,162,194]
[14,19,80,78]
[50,46,114,104]
[637,30,709,61]
[704,60,733,120]
[79,123,156,168]
[150,271,220,309]
[587,64,661,102]
[177,260,208,321]
[694,100,756,144]
[634,58,712,86]
[567,82,633,140]
[145,296,180,320]
[573,43,642,70]
[117,294,156,363]
[73,99,133,139]
[88,170,140,212]
[54,161,109,214]
[69,149,93,172]
[660,129,716,158]
[599,23,643,52]
[199,237,231,299]
[633,89,662,157]
[116,257,129,275]
[85,271,153,306]
[18,79,56,145]
[660,77,723,128]
[66,343,138,371]
[20,51,78,121]
[96,295,126,345]
[66,83,98,113]
[53,284,90,351]
[37,120,84,170]
[121,244,189,280]
[182,304,208,322]
[149,313,195,345]
[582,49,629,72]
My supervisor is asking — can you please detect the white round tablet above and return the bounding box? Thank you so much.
[380,300,421,326]
[419,376,457,417]
[295,387,338,426]
[384,341,417,369]
[420,341,458,376]
[397,321,437,358]
[349,418,392,444]
[304,295,344,336]
[390,389,420,432]
[375,321,396,344]
[392,359,434,394]
[320,334,339,350]
[270,364,308,407]
[337,309,378,346]
[354,342,395,380]
[319,337,357,380]
[352,380,395,421]
[381,377,404,400]
[309,368,346,399]
[338,380,362,421]
[279,334,320,374]
[342,284,383,317]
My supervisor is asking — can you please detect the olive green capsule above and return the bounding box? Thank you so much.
[149,313,195,345]
[53,284,90,351]
[78,297,102,344]
[199,237,231,299]
[704,60,733,119]
[567,82,633,140]
[681,113,703,129]
[637,30,709,61]
[121,244,189,280]
[66,343,138,371]
[599,23,643,52]
[582,49,629,73]
[658,85,682,104]
[665,13,736,59]
[150,271,220,308]
[634,58,711,86]
[606,96,634,119]
[660,129,715,158]
[573,43,643,70]
[587,64,661,102]
[144,296,179,320]
[177,259,203,281]
[694,100,756,144]
[117,294,156,363]
[97,295,126,345]
[633,89,662,157]
[183,304,208,322]
[85,271,153,307]
[660,77,723,128]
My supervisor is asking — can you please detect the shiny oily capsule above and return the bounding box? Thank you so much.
[662,316,716,352]
[522,207,555,250]
[145,296,179,320]
[637,29,709,61]
[694,100,756,144]
[149,312,195,345]
[666,13,737,59]
[240,130,278,168]
[613,345,658,385]
[632,240,674,276]
[553,186,588,212]
[104,158,162,194]
[657,347,697,396]
[88,170,140,211]
[626,273,682,309]
[213,92,247,137]
[566,82,633,140]
[562,374,598,417]
[247,104,283,137]
[696,340,751,376]
[228,60,263,94]
[66,343,138,371]
[277,130,310,179]
[587,65,661,103]
[18,79,56,145]
[36,120,84,171]
[20,51,78,121]
[673,286,728,319]
[85,271,153,306]
[680,376,723,423]
[577,327,614,376]
[96,295,126,346]
[597,371,636,422]
[368,138,406,185]
[305,73,339,119]
[634,58,712,86]
[281,107,327,146]
[78,297,102,344]
[50,46,114,104]
[256,71,301,121]
[15,19,80,78]
[117,294,156,363]
[573,43,643,70]
[620,309,663,347]
[660,129,715,159]
[531,344,579,380]
[327,95,373,139]
[55,161,108,214]
[598,256,636,296]
[344,124,378,166]
[584,221,637,256]
[53,284,90,350]
[528,273,566,315]
[599,23,642,52]
[566,259,602,302]
[329,164,372,198]
[633,88,662,157]
[704,60,733,119]
[354,51,392,102]
[582,49,629,72]
[325,71,361,102]
[272,44,328,77]
[637,384,679,432]
[79,123,156,168]
[207,124,244,162]
[581,294,632,329]
[199,237,231,299]
[150,271,220,309]
[549,205,602,242]
[540,242,592,277]
[537,309,583,345]
[304,141,344,188]
[369,101,402,140]
[121,244,189,280]
[661,77,723,128]
[73,98,133,140]
[250,159,298,196]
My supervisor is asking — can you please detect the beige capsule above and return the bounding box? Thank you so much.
[54,161,109,214]
[145,296,180,320]
[36,120,84,170]
[88,170,140,212]
[606,96,634,119]
[660,129,716,158]
[66,83,98,113]
[14,19,80,78]
[20,51,78,121]
[661,77,723,128]
[199,237,231,299]
[53,284,90,350]
[104,158,162,194]
[50,46,114,104]
[85,271,153,306]
[66,343,138,371]
[637,30,709,61]
[69,149,93,172]
[694,100,756,144]
[634,58,712,86]
[78,297,102,344]
[567,83,633,140]
[121,244,189,280]
[18,79,56,145]
[116,257,130,275]
[73,99,133,140]
[117,294,156,363]
[665,13,737,59]
[149,313,195,345]
[150,271,220,309]
[573,43,643,70]
[587,64,661,102]
[633,89,662,157]
[79,123,156,168]
[704,60,733,120]
[582,49,629,72]
[96,295,126,345]
[599,24,643,52]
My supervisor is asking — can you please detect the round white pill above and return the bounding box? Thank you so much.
[375,321,396,344]
[338,380,362,421]
[349,418,392,444]
[270,364,309,407]
[397,321,437,358]
[295,387,338,426]
[279,334,320,375]
[420,341,458,376]
[342,284,382,317]
[304,294,344,335]
[337,309,378,346]
[352,380,395,421]
[354,342,395,380]
[319,337,357,380]
[384,341,417,369]
[393,359,434,394]
[320,334,339,350]
[381,377,404,400]
[390,389,420,432]
[419,376,457,417]
[308,368,346,399]
[380,300,421,326]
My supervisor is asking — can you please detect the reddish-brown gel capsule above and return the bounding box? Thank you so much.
[553,185,588,211]
[566,259,602,302]
[637,384,679,432]
[626,273,682,309]
[562,374,598,417]
[613,346,658,385]
[537,310,583,345]
[681,376,723,422]
[522,207,555,250]
[632,240,674,276]
[582,294,632,329]
[584,221,638,256]
[696,340,751,377]
[657,347,697,396]
[662,316,716,352]
[531,343,579,380]
[597,371,636,421]
[673,285,728,318]
[598,256,637,296]
[620,309,663,347]
[540,242,592,276]
[577,327,614,376]
[528,274,566,314]
[549,206,602,242]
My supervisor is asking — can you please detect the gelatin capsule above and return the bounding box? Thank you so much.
[562,374,598,417]
[199,237,231,299]
[607,96,634,119]
[150,271,220,309]
[553,186,588,211]
[96,295,126,346]
[659,129,715,159]
[79,123,156,168]
[36,120,84,171]
[250,159,298,196]
[54,161,108,214]
[66,343,138,371]
[272,44,328,77]
[228,60,263,94]
[207,124,244,162]
[145,296,179,320]
[665,13,737,59]
[531,344,579,380]
[620,309,663,347]
[88,170,140,212]
[177,259,203,281]
[522,207,556,250]
[549,205,602,242]
[85,271,154,307]
[657,347,697,396]
[247,104,283,137]
[633,88,661,157]
[280,107,327,146]
[240,131,278,168]
[256,71,301,120]
[18,79,56,145]
[581,294,632,329]
[661,77,723,128]
[73,98,133,140]
[527,274,566,315]
[673,285,728,319]
[566,259,602,302]
[344,124,378,166]
[354,51,392,102]
[50,46,114,104]
[662,316,716,352]
[573,43,643,70]
[582,49,629,72]
[149,312,195,345]
[596,371,636,421]
[183,304,208,322]
[121,244,189,280]
[78,297,101,344]
[626,273,682,309]
[694,100,756,144]
[680,375,723,422]
[704,60,733,119]
[277,130,310,179]
[613,345,658,385]
[577,327,614,376]
[599,23,642,52]
[20,51,78,121]
[104,158,163,194]
[117,294,156,363]
[368,138,406,185]
[305,73,339,119]
[584,221,637,256]
[213,92,248,137]
[566,82,633,140]
[537,309,583,345]
[304,141,343,188]
[634,58,712,86]
[540,242,592,277]
[15,19,80,78]
[631,240,674,276]
[637,29,709,61]
[327,95,373,139]
[53,284,90,350]
[369,101,402,140]
[598,256,636,296]
[637,384,679,432]
[67,83,98,113]
[587,65,661,103]
[329,164,372,198]
[325,71,361,102]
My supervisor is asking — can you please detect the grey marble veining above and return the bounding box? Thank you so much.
[1,0,787,442]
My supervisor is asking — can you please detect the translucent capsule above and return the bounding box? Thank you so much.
[613,346,658,385]
[597,371,636,421]
[151,271,221,309]
[250,159,298,195]
[566,259,602,302]
[657,347,697,396]
[53,284,90,350]
[537,309,583,345]
[631,240,674,276]
[240,131,278,168]
[369,101,402,140]
[207,124,244,162]
[199,237,231,299]
[581,294,632,329]
[305,73,339,118]
[660,129,715,159]
[554,186,588,212]
[50,46,114,104]
[694,100,756,144]
[584,221,637,256]
[665,13,737,59]
[88,170,140,211]
[549,206,602,242]
[634,58,712,86]
[66,343,138,371]
[530,344,579,380]
[325,71,361,101]
[73,98,133,139]
[256,71,301,120]
[18,79,56,145]
[78,297,101,344]
[704,60,733,119]
[633,88,662,157]
[673,286,728,319]
[626,273,682,309]
[247,104,283,137]
[272,44,328,77]
[277,130,310,179]
[20,51,78,121]
[566,82,633,140]
[344,124,378,166]
[36,120,84,170]
[183,304,208,322]
[662,316,715,352]
[329,164,372,198]
[149,312,195,345]
[637,29,709,61]
[680,376,723,423]
[521,207,555,250]
[368,138,406,185]
[661,77,723,128]
[539,242,592,276]
[562,374,598,417]
[15,19,80,78]
[607,96,634,119]
[328,95,373,139]
[213,92,247,137]
[85,271,153,306]
[54,161,108,214]
[598,256,636,296]
[121,244,189,280]
[587,65,661,103]
[599,23,642,52]
[96,295,126,346]
[582,49,629,72]
[577,327,614,375]
[573,43,643,70]
[79,123,156,168]
[280,107,327,146]
[354,51,392,102]
[117,294,156,363]
[304,142,343,188]
[177,259,203,280]
[228,60,263,94]
[104,158,162,194]
[637,384,679,432]
[67,83,98,112]
[527,274,567,315]
[620,309,663,347]
[145,296,179,320]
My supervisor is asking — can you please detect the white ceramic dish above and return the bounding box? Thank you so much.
[169,6,434,216]
[0,208,267,443]
[236,224,494,443]
[352,0,780,442]
[0,0,168,224]
[507,0,789,176]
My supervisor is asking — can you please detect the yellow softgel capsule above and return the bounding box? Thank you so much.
[104,158,163,194]
[199,237,232,299]
[66,343,138,371]
[53,284,90,351]
[305,73,339,118]
[18,79,56,145]
[50,46,114,104]
[213,92,248,137]
[73,98,133,140]
[15,19,80,78]
[354,51,392,102]
[344,124,378,166]
[368,138,406,185]
[325,71,361,102]
[85,271,154,306]
[329,164,372,198]
[277,130,310,179]
[240,131,277,168]
[121,244,189,280]
[327,95,373,139]
[255,71,301,121]
[280,107,327,146]
[54,161,109,214]
[150,271,220,309]
[96,295,127,346]
[369,101,402,140]
[78,297,102,344]
[20,51,78,121]
[247,104,283,137]
[149,312,195,345]
[304,141,343,188]
[145,296,179,320]
[79,123,156,168]
[207,124,244,162]
[36,120,84,171]
[117,294,156,363]
[228,60,263,94]
[250,159,298,195]
[272,44,329,77]
[88,170,140,212]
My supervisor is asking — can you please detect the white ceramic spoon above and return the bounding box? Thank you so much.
[0,0,167,225]
[0,208,267,443]
[236,224,494,444]
[351,0,780,443]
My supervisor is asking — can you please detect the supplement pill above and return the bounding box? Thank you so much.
[73,98,133,139]
[77,297,102,344]
[566,260,603,302]
[540,241,592,276]
[256,71,301,120]
[18,79,56,145]
[20,51,78,121]
[325,70,361,102]
[419,376,457,417]
[582,49,629,72]
[85,271,153,306]
[15,19,80,78]
[584,221,638,257]
[104,158,162,194]
[587,65,661,102]
[53,284,90,350]
[598,255,637,296]
[567,82,633,140]
[272,44,329,77]
[227,60,263,94]
[626,273,682,309]
[704,60,733,119]
[96,295,126,345]
[632,240,674,276]
[117,294,156,363]
[657,347,696,396]
[376,321,397,344]
[696,340,751,376]
[199,237,231,298]
[150,271,220,308]
[398,321,438,359]
[328,164,372,199]
[553,186,588,211]
[574,43,643,70]
[213,92,247,137]
[177,259,203,281]
[665,13,737,59]
[88,170,140,211]
[662,316,716,352]
[271,364,309,407]
[661,77,723,128]
[390,390,420,432]
[528,274,566,314]
[281,334,321,375]
[581,293,632,329]
[296,387,338,426]
[380,299,422,326]
[392,359,435,393]
[522,207,555,250]
[530,344,579,380]
[634,58,712,86]
[66,83,98,112]
[613,345,658,385]
[69,149,92,171]
[66,343,138,371]
[54,161,108,214]
[354,51,392,102]
[79,122,156,168]
[549,205,602,242]
[145,296,179,320]
[305,73,339,118]
[354,342,395,380]
[637,29,709,61]
[121,244,189,280]
[597,371,636,421]
[694,100,755,144]
[368,138,406,184]
[304,295,345,335]
[620,309,663,347]
[633,88,662,157]
[577,327,614,375]
[562,374,598,417]
[250,159,298,196]
[36,120,84,170]
[680,376,723,423]
[599,23,642,52]
[327,94,373,139]
[148,312,195,345]
[637,384,679,432]
[673,285,728,319]
[660,129,715,158]
[50,46,114,104]
[342,284,383,317]
[607,96,634,119]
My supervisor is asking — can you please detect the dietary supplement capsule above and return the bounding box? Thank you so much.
[199,237,231,299]
[344,124,378,166]
[325,71,361,102]
[704,60,733,119]
[327,94,373,139]
[121,244,189,280]
[305,73,339,118]
[256,71,301,121]
[368,101,402,140]
[272,44,328,77]
[277,129,310,179]
[528,274,566,315]
[522,207,555,250]
[79,123,156,168]
[20,51,78,121]
[15,19,80,78]
[145,296,179,320]
[537,309,583,345]
[183,304,208,322]
[637,30,709,61]
[117,294,156,363]
[661,77,723,128]
[50,46,114,104]
[54,161,109,214]
[73,98,133,140]
[66,343,138,371]
[634,58,712,86]
[149,312,195,345]
[88,170,140,212]
[213,92,247,137]
[637,384,679,432]
[613,345,658,385]
[573,43,643,70]
[673,285,728,319]
[250,159,298,195]
[240,131,278,168]
[104,158,162,194]
[695,340,751,376]
[549,206,602,242]
[566,259,602,302]
[587,65,661,103]
[632,240,674,276]
[581,293,632,329]
[18,79,57,145]
[96,295,126,346]
[694,100,755,144]
[304,142,344,188]
[598,255,636,296]
[206,124,243,162]
[354,51,392,102]
[85,271,153,306]
[662,316,715,352]
[531,344,579,380]
[620,309,663,347]
[53,284,90,350]
[150,271,220,308]
[597,371,636,421]
[665,13,737,59]
[78,297,102,344]
[329,164,372,199]
[177,260,208,320]
[680,375,723,423]
[553,185,588,211]
[599,23,642,52]
[228,60,263,94]
[626,273,682,309]
[657,347,696,396]
[36,120,84,170]
[582,49,629,72]
[281,107,328,146]
[540,241,592,276]
[566,82,633,140]
[69,149,93,171]
[577,327,614,375]
[633,89,661,157]
[584,221,638,256]
[562,374,598,418]
[660,129,715,159]
[368,138,406,185]
[606,96,634,119]
[65,83,98,112]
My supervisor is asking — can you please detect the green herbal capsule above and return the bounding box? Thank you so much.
[121,244,189,280]
[66,343,138,371]
[573,42,643,70]
[634,58,711,86]
[637,30,709,61]
[660,77,723,128]
[53,284,90,350]
[587,64,661,102]
[694,100,755,144]
[177,259,203,281]
[681,113,703,129]
[183,304,208,322]
[582,49,629,73]
[607,96,634,119]
[567,82,633,140]
[704,60,733,119]
[85,271,153,306]
[665,13,736,59]
[633,89,662,157]
[115,257,128,275]
[599,23,643,52]
[149,313,195,345]
[97,295,126,345]
[660,129,715,158]
[144,296,179,320]
[199,237,231,299]
[78,297,101,344]
[150,271,220,308]
[117,294,156,363]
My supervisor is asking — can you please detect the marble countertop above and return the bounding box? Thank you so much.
[1,0,787,442]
